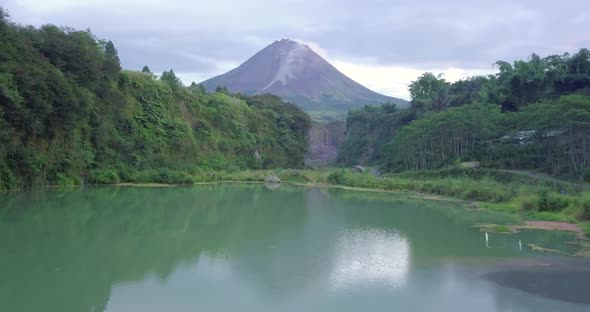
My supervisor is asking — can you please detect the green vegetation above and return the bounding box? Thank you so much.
[338,50,590,180]
[1,7,589,232]
[0,10,311,190]
[205,168,590,225]
[335,49,590,225]
[306,110,347,122]
[337,103,414,165]
[476,224,514,233]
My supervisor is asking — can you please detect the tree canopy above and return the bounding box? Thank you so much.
[338,49,590,180]
[0,13,311,190]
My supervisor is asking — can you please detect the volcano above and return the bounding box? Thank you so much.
[200,39,408,113]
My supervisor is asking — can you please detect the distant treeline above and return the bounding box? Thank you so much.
[0,9,311,190]
[338,49,590,180]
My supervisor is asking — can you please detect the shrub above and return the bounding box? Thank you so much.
[53,173,80,187]
[152,168,194,184]
[537,191,573,212]
[327,170,348,185]
[87,168,121,184]
[579,193,590,220]
[278,170,312,183]
[0,162,17,190]
[514,194,539,211]
[115,166,138,183]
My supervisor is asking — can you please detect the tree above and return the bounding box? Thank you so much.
[189,82,207,95]
[160,69,180,86]
[408,72,451,112]
[142,65,151,74]
[215,85,229,94]
[0,12,314,190]
[103,40,121,78]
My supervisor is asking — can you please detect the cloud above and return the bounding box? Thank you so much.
[330,60,495,99]
[3,0,589,99]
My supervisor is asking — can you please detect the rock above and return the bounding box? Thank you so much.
[459,161,480,168]
[352,165,365,173]
[264,175,281,183]
[305,121,346,167]
[369,167,381,177]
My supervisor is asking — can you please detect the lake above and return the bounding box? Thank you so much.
[0,184,589,312]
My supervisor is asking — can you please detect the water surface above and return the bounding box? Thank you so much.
[0,184,588,311]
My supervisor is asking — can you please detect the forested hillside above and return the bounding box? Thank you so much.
[338,49,590,180]
[0,10,311,190]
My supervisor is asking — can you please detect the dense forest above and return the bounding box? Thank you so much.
[0,10,311,190]
[338,49,590,180]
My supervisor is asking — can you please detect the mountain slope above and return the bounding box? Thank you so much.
[201,39,408,113]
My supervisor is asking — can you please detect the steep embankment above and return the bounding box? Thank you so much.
[0,13,311,190]
[305,121,346,167]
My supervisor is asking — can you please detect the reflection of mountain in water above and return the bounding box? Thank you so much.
[0,185,307,312]
[0,185,587,312]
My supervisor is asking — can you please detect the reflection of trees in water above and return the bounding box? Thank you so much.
[0,185,308,312]
[0,185,584,312]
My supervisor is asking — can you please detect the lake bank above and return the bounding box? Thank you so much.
[3,167,590,237]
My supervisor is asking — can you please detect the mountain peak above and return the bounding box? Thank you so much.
[259,39,317,90]
[273,38,305,46]
[201,40,408,113]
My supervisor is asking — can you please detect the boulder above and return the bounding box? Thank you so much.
[264,175,281,183]
[352,165,365,173]
[459,161,480,169]
[369,167,381,177]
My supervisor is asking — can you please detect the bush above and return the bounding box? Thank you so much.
[278,170,312,183]
[87,168,121,184]
[0,162,17,190]
[327,170,348,185]
[579,193,590,220]
[53,173,81,187]
[537,191,573,212]
[115,165,139,183]
[515,194,539,211]
[150,168,194,184]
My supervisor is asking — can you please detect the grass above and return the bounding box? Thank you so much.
[527,212,573,222]
[488,224,513,233]
[29,166,590,231]
[317,168,590,226]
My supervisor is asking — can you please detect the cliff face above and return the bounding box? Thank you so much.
[305,121,347,167]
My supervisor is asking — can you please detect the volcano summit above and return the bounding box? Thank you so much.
[201,39,408,114]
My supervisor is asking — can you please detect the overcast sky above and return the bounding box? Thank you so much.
[3,0,589,99]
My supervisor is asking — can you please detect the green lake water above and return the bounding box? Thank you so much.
[1,184,589,312]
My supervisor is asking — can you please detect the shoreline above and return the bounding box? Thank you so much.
[1,176,586,238]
